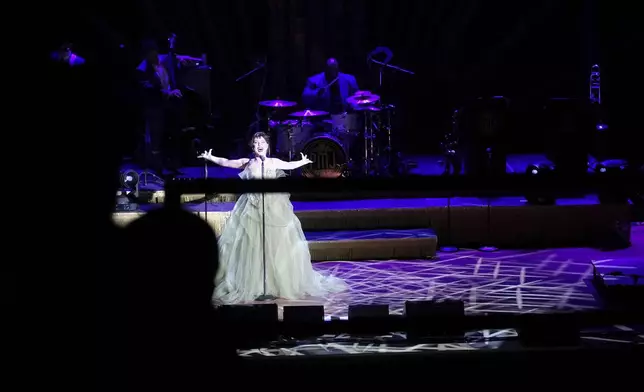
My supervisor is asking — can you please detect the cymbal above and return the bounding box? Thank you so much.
[347,92,380,106]
[289,109,329,117]
[259,99,297,108]
[353,105,381,112]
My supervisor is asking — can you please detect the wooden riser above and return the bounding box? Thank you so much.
[113,196,631,250]
[309,238,437,261]
[307,229,437,261]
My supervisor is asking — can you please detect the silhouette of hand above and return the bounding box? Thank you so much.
[300,153,313,165]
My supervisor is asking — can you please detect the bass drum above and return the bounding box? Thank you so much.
[300,135,348,178]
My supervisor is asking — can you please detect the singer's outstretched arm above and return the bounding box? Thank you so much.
[272,153,313,171]
[198,149,249,169]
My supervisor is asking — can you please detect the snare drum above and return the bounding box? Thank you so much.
[326,113,360,153]
[329,112,360,136]
[275,120,314,156]
[300,134,348,178]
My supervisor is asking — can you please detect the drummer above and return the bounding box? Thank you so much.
[302,58,359,114]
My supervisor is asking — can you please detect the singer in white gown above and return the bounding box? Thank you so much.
[198,132,347,304]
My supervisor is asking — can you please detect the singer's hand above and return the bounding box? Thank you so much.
[300,153,313,165]
[198,149,213,160]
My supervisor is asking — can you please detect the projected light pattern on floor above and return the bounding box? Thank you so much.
[240,228,644,356]
[281,247,644,319]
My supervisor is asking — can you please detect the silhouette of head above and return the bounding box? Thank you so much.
[325,58,339,81]
[125,208,218,315]
[124,207,221,386]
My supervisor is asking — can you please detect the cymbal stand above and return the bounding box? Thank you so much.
[266,109,273,134]
[362,111,376,176]
[289,118,303,162]
[380,105,394,173]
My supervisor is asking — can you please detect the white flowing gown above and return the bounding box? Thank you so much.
[212,158,347,304]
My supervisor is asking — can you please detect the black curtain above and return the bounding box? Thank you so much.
[77,0,636,156]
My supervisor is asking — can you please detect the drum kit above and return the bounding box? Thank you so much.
[258,91,394,178]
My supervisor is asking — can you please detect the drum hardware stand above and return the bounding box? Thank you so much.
[266,109,274,135]
[287,128,295,162]
[289,118,305,162]
[140,144,165,187]
[362,111,377,176]
[369,54,413,176]
[236,58,267,138]
[379,104,394,175]
[368,58,415,90]
[140,170,164,187]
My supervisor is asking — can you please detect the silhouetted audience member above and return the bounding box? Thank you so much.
[43,27,233,390]
[122,207,233,390]
[43,37,130,391]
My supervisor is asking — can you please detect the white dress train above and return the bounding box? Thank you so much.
[212,158,347,304]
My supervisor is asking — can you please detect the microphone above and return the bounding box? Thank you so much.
[367,46,393,65]
[260,155,265,179]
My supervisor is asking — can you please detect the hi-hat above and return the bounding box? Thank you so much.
[289,109,329,117]
[347,92,380,106]
[259,99,297,108]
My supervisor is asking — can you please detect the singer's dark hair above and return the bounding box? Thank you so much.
[249,132,271,147]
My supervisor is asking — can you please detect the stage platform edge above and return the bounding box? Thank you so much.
[112,196,631,260]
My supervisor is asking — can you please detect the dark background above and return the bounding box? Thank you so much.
[67,0,638,158]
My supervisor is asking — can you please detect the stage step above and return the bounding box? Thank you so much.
[306,228,437,261]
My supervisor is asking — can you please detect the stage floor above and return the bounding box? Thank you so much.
[116,155,644,356]
[237,227,644,356]
[266,225,644,319]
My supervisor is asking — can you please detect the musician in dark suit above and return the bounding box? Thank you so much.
[302,58,359,115]
[137,39,199,174]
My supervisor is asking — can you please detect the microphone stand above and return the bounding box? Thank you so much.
[368,59,414,176]
[203,160,208,221]
[256,157,276,301]
[235,60,267,137]
[235,62,265,82]
[369,59,415,90]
